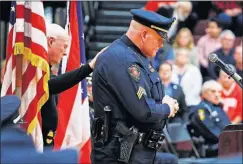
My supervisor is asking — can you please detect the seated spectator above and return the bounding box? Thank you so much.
[208,30,236,80]
[218,66,242,124]
[189,80,230,145]
[156,1,192,40]
[197,17,222,81]
[212,1,243,36]
[153,42,174,70]
[171,48,202,109]
[158,62,188,123]
[234,46,243,77]
[173,28,199,67]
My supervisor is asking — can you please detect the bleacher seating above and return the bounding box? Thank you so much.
[85,1,146,60]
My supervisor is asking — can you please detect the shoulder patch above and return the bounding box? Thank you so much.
[128,64,140,82]
[137,86,147,100]
[198,109,205,121]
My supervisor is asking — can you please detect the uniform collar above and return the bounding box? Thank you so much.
[203,99,223,108]
[121,35,154,72]
[121,35,146,59]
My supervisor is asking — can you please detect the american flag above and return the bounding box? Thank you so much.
[1,1,49,152]
[54,1,91,163]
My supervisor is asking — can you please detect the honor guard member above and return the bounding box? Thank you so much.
[1,95,78,164]
[91,9,179,164]
[41,24,103,149]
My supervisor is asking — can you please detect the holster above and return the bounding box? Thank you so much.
[116,121,139,163]
[91,117,104,142]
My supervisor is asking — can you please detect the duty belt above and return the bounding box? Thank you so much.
[136,129,165,149]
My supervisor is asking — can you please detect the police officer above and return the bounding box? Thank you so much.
[1,95,78,163]
[41,24,103,149]
[189,80,230,144]
[91,9,179,164]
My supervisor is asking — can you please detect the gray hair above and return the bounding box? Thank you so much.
[202,80,222,93]
[220,30,235,40]
[46,23,69,38]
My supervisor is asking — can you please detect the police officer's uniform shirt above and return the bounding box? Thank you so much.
[93,35,170,132]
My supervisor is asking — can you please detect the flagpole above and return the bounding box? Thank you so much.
[16,54,23,114]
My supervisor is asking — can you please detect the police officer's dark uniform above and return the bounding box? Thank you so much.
[91,9,177,164]
[188,99,230,157]
[189,100,230,143]
[41,64,92,148]
[1,95,78,163]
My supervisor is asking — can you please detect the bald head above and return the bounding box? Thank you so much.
[46,23,69,66]
[126,20,164,58]
[46,23,69,39]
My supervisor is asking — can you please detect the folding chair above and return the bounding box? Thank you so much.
[163,122,200,158]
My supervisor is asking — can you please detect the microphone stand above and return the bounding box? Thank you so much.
[225,64,243,89]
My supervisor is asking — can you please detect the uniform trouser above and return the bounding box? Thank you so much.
[91,137,178,164]
[42,128,56,151]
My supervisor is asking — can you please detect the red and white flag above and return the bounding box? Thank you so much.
[1,1,49,152]
[54,1,91,163]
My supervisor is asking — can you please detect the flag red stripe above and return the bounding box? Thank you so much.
[21,64,36,95]
[23,74,45,130]
[54,1,82,149]
[79,139,92,163]
[15,6,46,35]
[6,28,14,62]
[54,85,79,149]
[24,36,48,59]
[23,8,46,34]
[15,32,24,43]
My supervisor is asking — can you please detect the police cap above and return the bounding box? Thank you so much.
[1,95,21,127]
[130,9,175,40]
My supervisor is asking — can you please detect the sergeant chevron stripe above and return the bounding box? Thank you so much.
[137,86,146,99]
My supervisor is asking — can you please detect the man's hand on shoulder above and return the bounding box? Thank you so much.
[88,46,108,69]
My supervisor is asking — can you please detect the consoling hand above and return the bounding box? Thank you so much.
[89,46,108,69]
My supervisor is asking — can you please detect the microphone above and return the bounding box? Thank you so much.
[208,53,243,88]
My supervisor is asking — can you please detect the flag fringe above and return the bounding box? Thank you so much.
[13,42,50,135]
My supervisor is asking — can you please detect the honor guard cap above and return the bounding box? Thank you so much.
[130,9,176,40]
[1,95,21,127]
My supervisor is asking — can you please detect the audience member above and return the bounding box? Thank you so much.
[212,1,243,36]
[218,66,242,124]
[189,80,230,146]
[159,62,188,123]
[171,48,202,109]
[173,28,199,67]
[197,17,222,81]
[208,30,236,80]
[234,46,243,77]
[156,1,193,40]
[153,42,175,70]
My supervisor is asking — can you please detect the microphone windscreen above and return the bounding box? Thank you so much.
[208,53,218,62]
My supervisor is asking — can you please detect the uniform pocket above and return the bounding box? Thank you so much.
[149,72,163,101]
